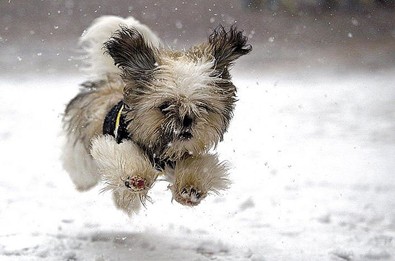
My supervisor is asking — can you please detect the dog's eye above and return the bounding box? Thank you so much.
[158,102,171,114]
[197,104,210,113]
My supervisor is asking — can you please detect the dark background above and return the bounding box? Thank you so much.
[1,0,394,78]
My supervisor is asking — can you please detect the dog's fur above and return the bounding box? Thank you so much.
[62,16,251,216]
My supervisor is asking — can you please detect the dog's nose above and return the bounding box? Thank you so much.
[182,115,193,128]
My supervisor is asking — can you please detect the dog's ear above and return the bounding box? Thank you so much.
[208,25,252,75]
[104,26,158,83]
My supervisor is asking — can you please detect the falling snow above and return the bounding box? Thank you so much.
[1,2,395,260]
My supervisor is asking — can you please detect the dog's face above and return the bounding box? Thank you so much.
[105,26,251,160]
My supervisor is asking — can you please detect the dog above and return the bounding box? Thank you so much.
[62,16,251,216]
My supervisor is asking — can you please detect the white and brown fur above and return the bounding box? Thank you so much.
[62,16,251,216]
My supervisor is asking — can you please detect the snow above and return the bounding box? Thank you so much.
[1,65,395,260]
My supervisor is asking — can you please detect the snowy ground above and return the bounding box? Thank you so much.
[1,58,395,260]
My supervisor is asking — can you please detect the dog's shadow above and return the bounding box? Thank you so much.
[65,229,231,260]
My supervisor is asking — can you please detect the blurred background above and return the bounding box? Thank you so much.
[1,2,395,260]
[1,0,394,78]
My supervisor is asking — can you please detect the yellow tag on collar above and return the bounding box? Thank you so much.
[114,103,124,138]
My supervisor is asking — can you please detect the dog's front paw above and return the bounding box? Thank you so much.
[169,154,230,207]
[123,176,147,192]
[171,185,207,206]
[91,135,159,215]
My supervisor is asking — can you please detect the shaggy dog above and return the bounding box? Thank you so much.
[62,16,251,215]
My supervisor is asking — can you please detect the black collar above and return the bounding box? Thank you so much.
[103,101,130,144]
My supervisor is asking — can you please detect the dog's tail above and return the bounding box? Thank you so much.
[79,15,161,80]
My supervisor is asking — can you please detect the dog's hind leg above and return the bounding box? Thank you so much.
[62,135,101,191]
[168,154,230,206]
[62,78,124,191]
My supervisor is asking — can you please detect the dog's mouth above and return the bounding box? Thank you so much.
[179,131,193,140]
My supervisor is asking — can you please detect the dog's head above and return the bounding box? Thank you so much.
[105,25,251,160]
